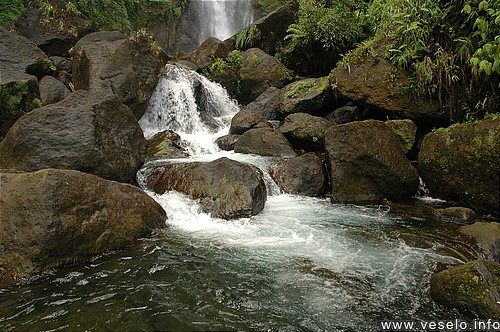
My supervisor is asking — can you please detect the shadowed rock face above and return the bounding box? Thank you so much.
[0,169,166,278]
[0,91,147,183]
[418,117,500,217]
[268,153,326,196]
[145,157,267,219]
[325,119,419,203]
[280,112,332,152]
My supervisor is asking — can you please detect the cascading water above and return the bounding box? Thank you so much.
[0,67,481,331]
[186,0,255,46]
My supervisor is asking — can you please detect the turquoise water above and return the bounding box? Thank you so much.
[0,191,478,331]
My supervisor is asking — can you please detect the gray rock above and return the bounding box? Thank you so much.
[234,128,297,158]
[39,75,70,105]
[229,108,270,135]
[244,86,280,120]
[145,157,266,219]
[280,112,332,151]
[215,134,240,151]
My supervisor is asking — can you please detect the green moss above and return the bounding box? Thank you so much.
[0,0,25,25]
[251,55,263,67]
[451,267,490,299]
[0,80,41,121]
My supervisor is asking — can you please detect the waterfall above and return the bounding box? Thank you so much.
[139,64,240,155]
[187,0,255,46]
[414,177,446,203]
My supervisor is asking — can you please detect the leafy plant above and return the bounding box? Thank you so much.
[0,0,25,25]
[235,25,262,50]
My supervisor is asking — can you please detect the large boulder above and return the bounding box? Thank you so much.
[461,222,500,263]
[325,120,419,203]
[280,112,332,151]
[238,48,293,104]
[268,153,326,196]
[15,0,94,56]
[234,128,297,158]
[275,77,333,119]
[189,37,231,70]
[72,31,169,119]
[0,26,55,79]
[0,70,41,138]
[0,169,166,278]
[329,39,446,127]
[38,75,70,105]
[430,260,500,318]
[0,91,147,183]
[229,108,270,135]
[418,117,500,217]
[145,157,266,219]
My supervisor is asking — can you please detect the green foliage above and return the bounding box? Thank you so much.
[251,55,263,67]
[225,50,243,71]
[277,0,369,75]
[235,25,262,50]
[67,0,183,33]
[0,0,25,25]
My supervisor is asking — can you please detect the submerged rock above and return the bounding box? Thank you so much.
[418,117,500,217]
[0,91,147,183]
[434,207,476,225]
[268,153,326,196]
[430,260,500,318]
[0,169,166,278]
[325,120,419,203]
[234,128,297,158]
[145,157,266,219]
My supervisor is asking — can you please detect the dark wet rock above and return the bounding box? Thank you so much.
[0,91,147,183]
[38,75,70,105]
[190,37,231,70]
[244,86,280,120]
[215,134,240,151]
[0,169,166,278]
[325,104,361,125]
[280,112,332,151]
[234,127,297,158]
[229,108,270,135]
[430,260,500,318]
[418,117,500,217]
[268,153,326,196]
[145,157,266,219]
[434,207,477,225]
[325,120,419,203]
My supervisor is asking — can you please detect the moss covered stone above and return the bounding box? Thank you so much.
[430,260,500,318]
[418,117,500,216]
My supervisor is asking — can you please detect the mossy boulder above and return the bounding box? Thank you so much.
[0,91,147,183]
[268,153,326,196]
[146,129,186,160]
[418,117,500,217]
[329,39,446,128]
[0,169,166,278]
[325,119,419,203]
[144,157,266,219]
[385,119,417,155]
[0,71,42,138]
[430,260,500,318]
[238,48,293,104]
[275,77,333,119]
[234,127,297,158]
[280,112,332,151]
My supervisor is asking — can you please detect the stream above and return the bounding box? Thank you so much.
[0,63,481,331]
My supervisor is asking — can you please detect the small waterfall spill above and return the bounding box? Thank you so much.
[415,177,446,203]
[187,0,255,46]
[139,64,239,155]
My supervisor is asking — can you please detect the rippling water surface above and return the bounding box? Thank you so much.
[0,191,479,331]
